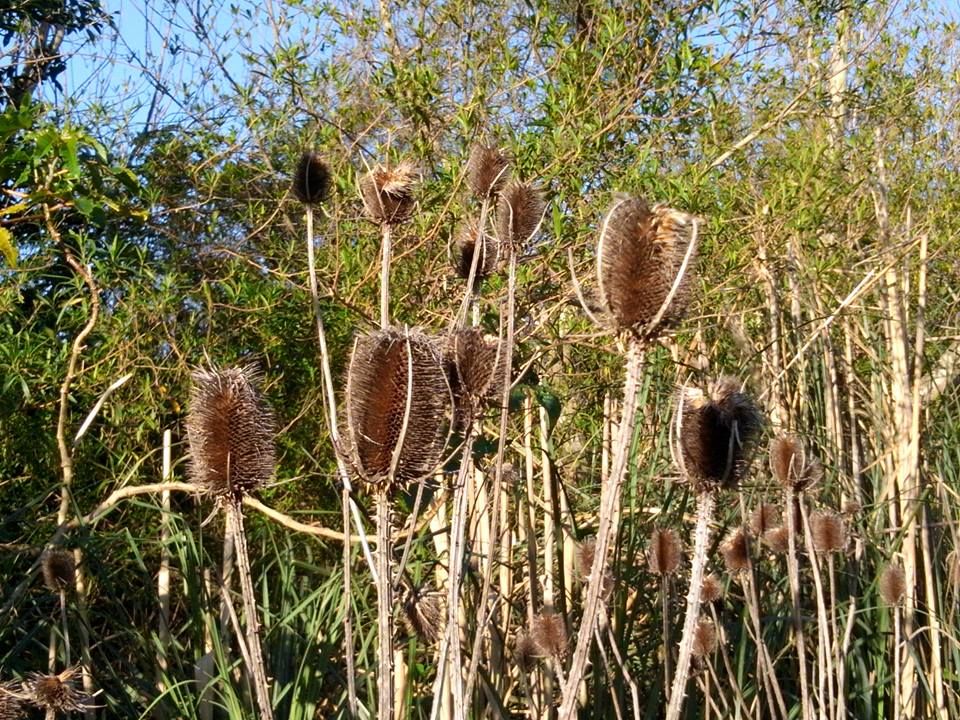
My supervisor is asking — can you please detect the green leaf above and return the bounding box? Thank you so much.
[0,227,17,267]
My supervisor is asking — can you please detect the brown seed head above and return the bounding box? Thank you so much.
[810,511,846,553]
[359,161,418,224]
[947,549,960,592]
[842,499,861,516]
[400,585,444,644]
[514,632,540,673]
[762,526,790,554]
[692,617,718,657]
[879,564,906,606]
[346,329,450,489]
[0,682,25,720]
[576,537,597,578]
[445,328,505,428]
[41,549,75,592]
[647,528,682,575]
[749,503,780,536]
[531,611,568,661]
[186,365,275,501]
[720,527,750,573]
[701,573,723,603]
[24,668,88,712]
[769,435,821,491]
[496,181,544,254]
[677,378,763,492]
[454,219,498,289]
[466,144,510,198]
[292,151,331,205]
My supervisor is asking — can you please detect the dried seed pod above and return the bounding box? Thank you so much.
[720,527,750,574]
[769,435,822,491]
[399,584,443,644]
[186,366,275,501]
[445,328,505,428]
[647,528,682,576]
[514,632,540,673]
[750,503,781,537]
[595,197,697,336]
[454,219,498,289]
[677,377,763,493]
[292,151,331,205]
[0,682,25,720]
[41,549,75,592]
[576,537,597,578]
[879,564,906,606]
[466,144,510,198]
[24,668,89,713]
[359,161,418,224]
[497,181,544,254]
[346,329,450,489]
[762,526,790,554]
[701,573,723,603]
[691,617,718,657]
[531,611,568,661]
[810,511,846,553]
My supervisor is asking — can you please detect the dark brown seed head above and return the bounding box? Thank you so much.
[647,528,682,576]
[186,365,275,501]
[677,378,763,493]
[750,503,780,536]
[595,197,697,336]
[399,585,443,644]
[692,617,718,657]
[41,549,75,592]
[879,564,906,606]
[454,219,498,289]
[531,611,568,661]
[359,161,418,224]
[810,511,846,553]
[720,527,750,573]
[514,632,540,673]
[701,573,723,603]
[576,537,597,578]
[0,682,25,720]
[466,144,510,198]
[769,435,821,491]
[496,181,544,254]
[762,526,790,554]
[445,328,505,429]
[24,668,88,712]
[292,151,331,205]
[345,329,450,490]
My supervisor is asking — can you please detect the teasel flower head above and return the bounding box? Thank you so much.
[691,616,718,657]
[292,151,331,206]
[186,365,275,502]
[445,328,505,428]
[750,503,781,537]
[647,528,682,575]
[496,180,544,255]
[879,563,906,606]
[720,527,750,574]
[810,511,847,553]
[595,196,698,338]
[0,682,25,720]
[466,144,510,198]
[576,536,615,599]
[769,435,822,492]
[41,549,75,592]
[531,611,568,661]
[399,584,444,644]
[676,377,763,493]
[701,573,723,603]
[454,219,498,290]
[359,161,418,225]
[24,667,91,713]
[345,328,451,490]
[514,632,540,673]
[762,526,790,554]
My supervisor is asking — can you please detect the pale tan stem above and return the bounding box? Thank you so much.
[785,487,813,720]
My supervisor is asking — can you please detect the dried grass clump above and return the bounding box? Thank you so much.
[750,503,780,536]
[769,435,822,491]
[446,328,505,427]
[399,585,443,644]
[0,682,25,720]
[763,526,790,554]
[691,617,718,657]
[360,161,418,224]
[595,197,697,336]
[41,549,75,592]
[345,329,450,488]
[454,219,498,289]
[24,668,89,713]
[879,564,906,606]
[292,151,330,205]
[531,611,568,661]
[647,528,682,575]
[497,181,544,253]
[810,511,846,553]
[514,632,540,673]
[720,528,750,573]
[466,144,509,198]
[678,377,763,492]
[186,365,275,501]
[701,573,723,603]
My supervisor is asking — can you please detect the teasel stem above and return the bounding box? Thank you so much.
[785,485,814,720]
[827,553,840,720]
[226,502,274,720]
[800,501,833,720]
[375,490,395,720]
[707,602,751,719]
[59,588,71,666]
[158,429,172,697]
[661,573,673,704]
[380,224,392,327]
[452,197,492,331]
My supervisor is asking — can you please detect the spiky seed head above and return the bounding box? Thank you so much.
[41,549,75,592]
[531,611,568,661]
[701,573,723,603]
[454,219,498,289]
[466,144,510,198]
[186,365,275,501]
[810,511,846,553]
[720,527,750,573]
[24,668,88,712]
[514,632,540,673]
[399,585,443,644]
[359,161,418,224]
[692,617,718,657]
[445,328,505,428]
[647,528,682,575]
[595,197,697,336]
[576,537,614,598]
[762,526,790,554]
[0,682,25,720]
[346,329,450,489]
[750,503,780,536]
[769,435,822,491]
[292,151,331,205]
[842,499,861,516]
[496,181,544,254]
[677,378,763,493]
[879,564,906,606]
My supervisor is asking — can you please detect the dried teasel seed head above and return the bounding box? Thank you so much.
[399,585,444,644]
[496,181,544,254]
[576,537,614,598]
[186,365,275,501]
[677,377,763,493]
[445,328,505,429]
[24,668,89,712]
[531,611,568,661]
[720,527,750,574]
[359,161,418,224]
[762,526,790,554]
[647,528,682,576]
[454,219,498,289]
[41,549,75,592]
[595,197,698,336]
[879,564,906,606]
[692,616,718,657]
[842,499,861,516]
[292,151,331,205]
[466,144,510,198]
[750,503,781,537]
[0,682,25,720]
[947,549,960,592]
[810,511,847,553]
[769,435,822,491]
[345,329,450,489]
[701,573,723,603]
[514,632,540,673]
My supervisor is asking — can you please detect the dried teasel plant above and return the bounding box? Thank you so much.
[576,537,614,600]
[41,550,74,593]
[399,584,444,644]
[292,151,331,206]
[23,667,91,714]
[810,511,847,553]
[0,682,25,720]
[359,161,418,225]
[647,528,683,575]
[466,144,510,199]
[454,219,498,291]
[720,527,751,574]
[750,503,781,537]
[445,327,505,429]
[691,617,718,657]
[701,573,723,603]
[514,632,540,673]
[763,526,790,554]
[880,563,907,605]
[532,611,568,661]
[770,434,822,492]
[496,180,544,255]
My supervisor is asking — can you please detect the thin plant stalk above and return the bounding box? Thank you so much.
[381,224,392,327]
[661,574,673,704]
[375,490,395,720]
[785,486,814,720]
[800,502,833,720]
[452,197,492,331]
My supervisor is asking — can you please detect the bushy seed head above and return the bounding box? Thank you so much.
[399,585,443,644]
[810,511,846,553]
[496,181,544,253]
[445,328,505,428]
[692,617,718,657]
[879,564,906,606]
[24,668,89,712]
[41,549,75,592]
[647,528,682,575]
[769,435,822,491]
[701,573,723,603]
[762,526,790,554]
[359,161,418,224]
[186,365,275,501]
[531,611,568,660]
[0,682,25,720]
[750,503,780,536]
[514,632,540,673]
[292,151,331,205]
[720,527,750,573]
[576,537,614,598]
[466,144,510,198]
[454,219,498,289]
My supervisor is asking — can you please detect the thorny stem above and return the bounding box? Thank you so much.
[661,574,673,704]
[452,196,491,331]
[785,487,814,720]
[376,492,395,720]
[381,223,392,328]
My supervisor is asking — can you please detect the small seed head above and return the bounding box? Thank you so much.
[0,682,25,720]
[750,503,781,536]
[701,573,723,603]
[41,549,75,592]
[399,585,444,644]
[770,435,821,491]
[24,668,89,712]
[692,617,718,657]
[762,526,790,554]
[445,328,505,429]
[496,181,544,254]
[879,564,906,606]
[647,528,682,575]
[720,527,750,573]
[514,632,540,673]
[531,611,568,661]
[810,511,846,553]
[292,151,331,205]
[454,219,498,289]
[359,161,418,224]
[466,144,510,198]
